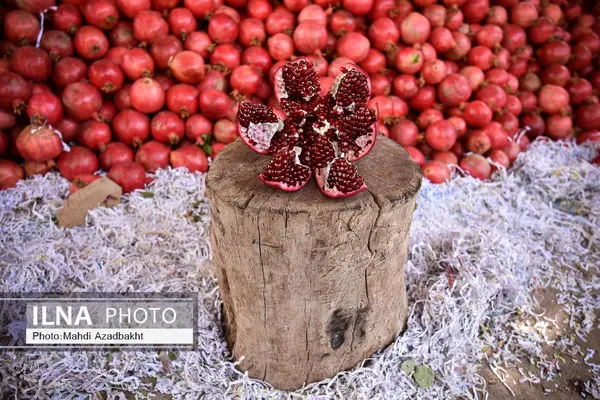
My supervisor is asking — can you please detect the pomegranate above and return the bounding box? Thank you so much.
[16,124,63,162]
[238,18,266,47]
[40,30,73,61]
[445,31,471,61]
[519,71,541,93]
[183,0,214,19]
[390,120,419,147]
[464,130,491,154]
[4,10,40,45]
[537,41,571,66]
[0,110,16,131]
[113,109,150,147]
[69,173,101,193]
[62,82,103,121]
[459,154,491,180]
[208,14,239,44]
[486,7,507,25]
[213,119,237,144]
[55,118,79,142]
[0,160,24,190]
[394,47,423,75]
[210,44,241,72]
[460,66,485,91]
[368,18,400,52]
[114,84,133,111]
[538,85,569,114]
[432,150,458,167]
[422,160,450,184]
[199,90,232,120]
[266,7,296,36]
[576,130,600,145]
[409,85,437,111]
[74,26,109,60]
[58,146,99,180]
[342,0,373,16]
[401,12,430,44]
[242,47,273,74]
[510,2,538,28]
[423,4,446,27]
[24,160,54,177]
[425,120,457,151]
[475,84,506,112]
[482,121,509,149]
[371,75,391,96]
[105,46,128,66]
[122,48,155,80]
[293,21,328,55]
[150,36,183,70]
[198,70,228,92]
[463,101,492,128]
[185,114,213,143]
[170,146,209,173]
[448,117,467,137]
[445,7,464,30]
[100,142,134,171]
[150,111,185,145]
[487,149,509,170]
[230,65,262,96]
[528,18,554,45]
[238,60,374,197]
[247,0,273,20]
[109,22,138,48]
[438,74,472,107]
[406,146,425,166]
[77,120,111,151]
[467,46,494,71]
[25,93,62,125]
[52,4,82,35]
[135,141,171,172]
[575,104,600,131]
[169,51,205,85]
[566,79,593,105]
[88,60,124,94]
[129,78,165,114]
[392,74,419,99]
[521,113,545,138]
[82,0,119,30]
[429,27,455,52]
[168,8,197,40]
[164,84,198,119]
[133,11,169,45]
[330,10,357,36]
[267,33,294,61]
[10,47,52,83]
[417,108,444,131]
[545,114,573,141]
[107,162,146,193]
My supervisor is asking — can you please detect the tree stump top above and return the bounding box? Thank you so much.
[206,136,422,212]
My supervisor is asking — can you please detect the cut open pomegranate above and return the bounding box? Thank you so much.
[237,59,375,197]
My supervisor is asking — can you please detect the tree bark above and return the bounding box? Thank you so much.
[206,136,422,390]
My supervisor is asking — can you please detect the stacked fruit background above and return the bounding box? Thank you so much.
[0,0,599,193]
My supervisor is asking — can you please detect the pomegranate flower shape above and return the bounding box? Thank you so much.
[237,59,377,198]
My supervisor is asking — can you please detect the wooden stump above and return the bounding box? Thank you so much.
[206,136,422,390]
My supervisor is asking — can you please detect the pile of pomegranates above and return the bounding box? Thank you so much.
[0,0,599,192]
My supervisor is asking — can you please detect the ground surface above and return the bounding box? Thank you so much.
[0,139,599,399]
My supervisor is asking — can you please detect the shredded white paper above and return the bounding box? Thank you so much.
[0,140,598,399]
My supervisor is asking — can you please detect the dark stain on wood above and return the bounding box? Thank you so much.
[328,309,351,350]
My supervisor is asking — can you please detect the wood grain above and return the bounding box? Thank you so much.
[206,136,422,390]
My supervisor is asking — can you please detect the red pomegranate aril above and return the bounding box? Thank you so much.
[185,114,212,142]
[40,30,73,62]
[0,160,24,190]
[108,161,146,193]
[26,93,63,125]
[74,26,109,60]
[100,142,134,171]
[199,90,232,121]
[113,109,150,147]
[149,111,185,146]
[170,146,209,173]
[88,60,124,94]
[109,21,138,48]
[170,51,205,85]
[294,21,328,55]
[83,0,119,30]
[460,154,491,180]
[62,82,103,121]
[10,47,52,83]
[425,119,457,151]
[78,120,111,151]
[130,78,165,114]
[135,141,170,172]
[58,146,99,180]
[406,146,425,166]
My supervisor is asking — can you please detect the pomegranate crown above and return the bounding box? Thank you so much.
[237,59,377,198]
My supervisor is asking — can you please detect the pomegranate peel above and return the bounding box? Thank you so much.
[236,59,376,197]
